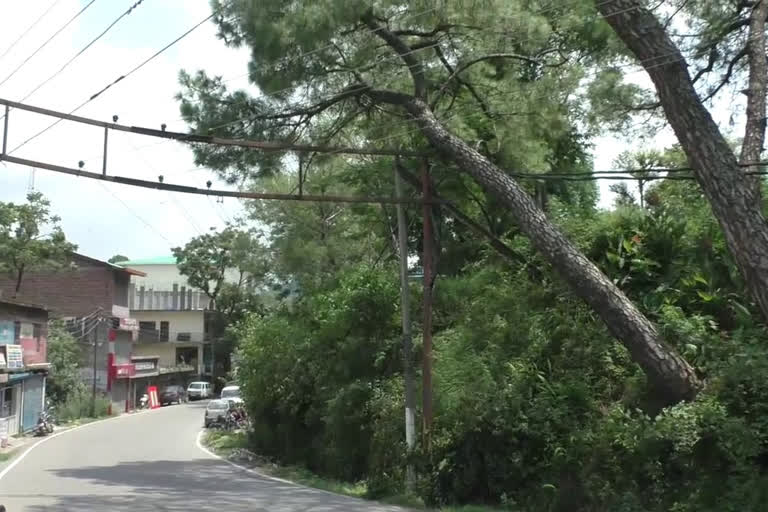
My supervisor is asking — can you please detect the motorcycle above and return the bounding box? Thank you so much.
[33,403,55,436]
[139,393,149,410]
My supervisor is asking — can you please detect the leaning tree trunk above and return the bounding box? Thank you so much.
[595,0,768,325]
[400,97,700,405]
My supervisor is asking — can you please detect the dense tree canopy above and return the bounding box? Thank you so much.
[0,192,76,294]
[176,1,768,510]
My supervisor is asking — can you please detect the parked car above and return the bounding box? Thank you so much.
[159,385,187,405]
[187,381,212,400]
[204,399,231,428]
[220,385,242,403]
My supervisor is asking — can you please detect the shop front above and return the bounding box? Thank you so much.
[0,370,46,435]
[128,356,160,411]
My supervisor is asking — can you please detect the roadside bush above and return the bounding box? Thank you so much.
[56,389,111,423]
[232,196,768,511]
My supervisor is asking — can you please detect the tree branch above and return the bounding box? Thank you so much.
[435,53,540,102]
[362,10,427,100]
[701,46,749,102]
[431,44,493,117]
[690,46,719,84]
[392,24,455,37]
[739,0,768,198]
[395,158,530,268]
[253,83,368,121]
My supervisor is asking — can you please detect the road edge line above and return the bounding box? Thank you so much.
[195,430,303,487]
[194,430,388,505]
[0,410,150,482]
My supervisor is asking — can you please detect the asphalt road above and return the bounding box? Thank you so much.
[0,401,405,511]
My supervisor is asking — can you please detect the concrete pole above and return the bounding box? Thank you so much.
[394,164,416,491]
[421,160,434,444]
[90,319,98,417]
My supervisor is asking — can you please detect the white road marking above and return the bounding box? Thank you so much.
[0,409,151,482]
[194,430,387,505]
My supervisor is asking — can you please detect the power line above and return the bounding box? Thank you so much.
[7,10,212,155]
[0,96,425,157]
[121,134,206,236]
[94,179,173,245]
[0,0,98,89]
[0,0,62,63]
[11,0,147,107]
[4,151,768,209]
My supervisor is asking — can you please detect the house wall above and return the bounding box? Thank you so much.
[129,264,241,290]
[132,342,203,374]
[132,310,204,335]
[0,254,130,317]
[0,302,48,366]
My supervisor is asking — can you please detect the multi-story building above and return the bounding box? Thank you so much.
[0,299,50,437]
[120,257,217,395]
[0,252,145,414]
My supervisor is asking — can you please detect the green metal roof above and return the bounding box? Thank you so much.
[120,256,177,266]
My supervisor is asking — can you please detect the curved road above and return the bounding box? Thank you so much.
[0,401,405,511]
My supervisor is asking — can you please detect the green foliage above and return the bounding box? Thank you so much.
[107,254,129,264]
[46,320,86,405]
[231,178,768,510]
[0,192,77,293]
[236,265,401,481]
[172,226,266,302]
[56,389,111,423]
[178,4,768,510]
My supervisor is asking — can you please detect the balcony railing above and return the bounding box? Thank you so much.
[136,330,209,343]
[129,283,212,311]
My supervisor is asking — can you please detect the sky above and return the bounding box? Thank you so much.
[0,0,252,261]
[0,1,745,263]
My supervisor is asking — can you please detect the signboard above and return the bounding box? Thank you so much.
[113,363,136,378]
[5,345,23,369]
[134,361,156,371]
[112,304,130,319]
[0,321,13,344]
[119,317,138,331]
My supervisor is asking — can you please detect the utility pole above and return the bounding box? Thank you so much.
[421,159,434,445]
[394,162,416,491]
[90,318,99,417]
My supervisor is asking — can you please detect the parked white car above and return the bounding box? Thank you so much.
[187,381,212,400]
[220,385,243,404]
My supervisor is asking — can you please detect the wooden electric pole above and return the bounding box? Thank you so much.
[394,162,416,490]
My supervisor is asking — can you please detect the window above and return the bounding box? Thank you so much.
[176,346,197,366]
[33,323,42,351]
[160,321,169,342]
[0,387,14,418]
[139,321,157,341]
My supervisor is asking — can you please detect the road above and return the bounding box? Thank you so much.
[0,401,405,511]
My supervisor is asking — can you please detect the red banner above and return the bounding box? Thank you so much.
[148,386,160,409]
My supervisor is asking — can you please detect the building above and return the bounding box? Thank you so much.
[120,257,217,397]
[0,299,50,437]
[0,253,145,415]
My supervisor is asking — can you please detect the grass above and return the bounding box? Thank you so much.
[201,431,508,512]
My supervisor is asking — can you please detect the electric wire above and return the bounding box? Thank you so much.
[8,11,213,155]
[10,0,148,107]
[0,0,98,89]
[0,0,62,63]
